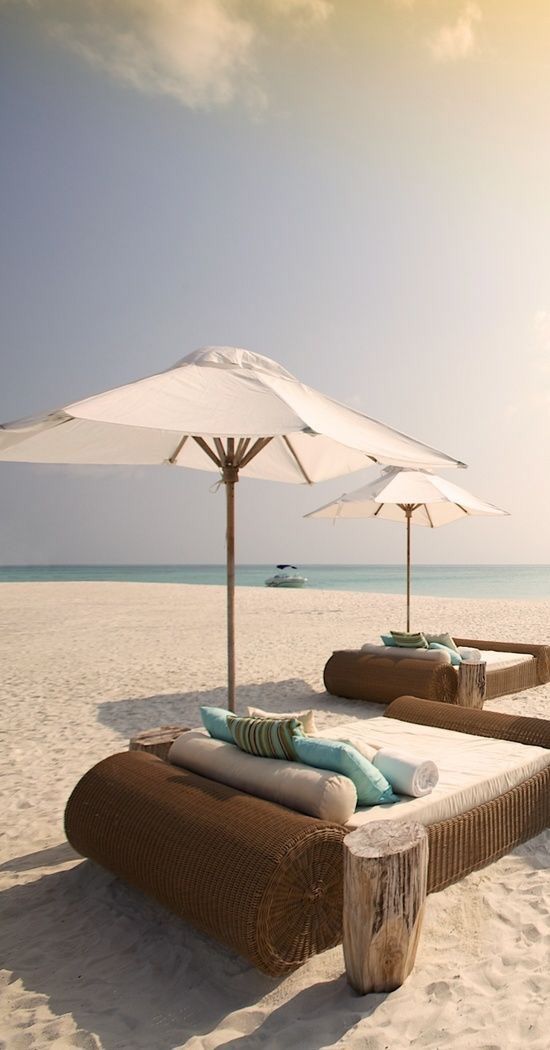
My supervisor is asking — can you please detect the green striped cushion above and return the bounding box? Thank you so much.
[227,715,303,760]
[390,630,428,649]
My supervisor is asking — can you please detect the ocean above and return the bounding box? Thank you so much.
[1,564,549,599]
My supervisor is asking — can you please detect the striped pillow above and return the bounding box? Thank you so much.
[227,715,303,760]
[390,630,428,649]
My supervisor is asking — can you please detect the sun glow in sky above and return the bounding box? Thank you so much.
[0,1,549,565]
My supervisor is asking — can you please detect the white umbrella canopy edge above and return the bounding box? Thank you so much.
[0,348,467,473]
[0,348,467,710]
[305,466,507,524]
[306,466,508,631]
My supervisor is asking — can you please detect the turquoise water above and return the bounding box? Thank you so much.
[1,564,549,599]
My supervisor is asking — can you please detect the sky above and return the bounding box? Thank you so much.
[0,0,549,566]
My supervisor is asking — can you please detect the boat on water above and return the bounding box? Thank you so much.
[265,564,308,588]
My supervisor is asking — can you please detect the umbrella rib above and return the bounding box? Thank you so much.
[239,437,273,468]
[424,504,435,529]
[282,436,313,484]
[167,434,189,464]
[213,437,227,464]
[192,436,222,467]
[234,438,251,466]
[373,503,384,517]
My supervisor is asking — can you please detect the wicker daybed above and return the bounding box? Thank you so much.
[64,697,550,977]
[323,637,550,707]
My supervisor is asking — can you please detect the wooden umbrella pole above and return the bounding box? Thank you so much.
[406,507,412,632]
[223,442,238,713]
[219,435,272,712]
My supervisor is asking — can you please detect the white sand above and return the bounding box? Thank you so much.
[1,582,550,1050]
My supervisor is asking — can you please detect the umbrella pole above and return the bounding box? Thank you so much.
[406,507,412,632]
[224,459,238,713]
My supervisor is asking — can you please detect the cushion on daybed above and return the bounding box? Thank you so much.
[292,736,397,806]
[429,641,462,665]
[360,643,452,665]
[201,706,395,806]
[200,705,234,743]
[247,705,318,735]
[458,646,483,662]
[425,632,461,654]
[390,630,428,648]
[314,717,550,829]
[476,650,534,671]
[201,705,303,757]
[168,729,358,823]
[228,714,301,759]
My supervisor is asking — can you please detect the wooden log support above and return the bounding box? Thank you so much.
[343,820,428,995]
[456,661,486,709]
[129,725,189,762]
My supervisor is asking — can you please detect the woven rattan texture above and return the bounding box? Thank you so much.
[427,766,550,891]
[323,650,458,705]
[385,695,550,748]
[324,640,550,707]
[64,751,345,976]
[454,638,550,698]
[383,696,550,890]
[65,699,550,973]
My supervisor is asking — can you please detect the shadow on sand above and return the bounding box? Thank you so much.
[0,841,77,873]
[0,856,378,1049]
[97,679,323,739]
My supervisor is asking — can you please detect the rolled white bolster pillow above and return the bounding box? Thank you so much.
[372,748,439,798]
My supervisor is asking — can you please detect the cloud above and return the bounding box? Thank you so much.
[268,0,332,20]
[428,3,482,63]
[8,0,333,111]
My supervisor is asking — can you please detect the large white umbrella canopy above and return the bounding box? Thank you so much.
[306,466,507,630]
[0,347,466,708]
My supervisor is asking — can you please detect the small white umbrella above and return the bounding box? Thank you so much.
[0,347,466,708]
[306,466,507,631]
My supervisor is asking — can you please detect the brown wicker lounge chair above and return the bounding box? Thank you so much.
[323,638,550,707]
[64,697,550,976]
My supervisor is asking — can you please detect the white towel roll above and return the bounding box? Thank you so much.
[458,646,483,663]
[372,748,439,798]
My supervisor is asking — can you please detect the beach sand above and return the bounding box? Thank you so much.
[1,581,549,1050]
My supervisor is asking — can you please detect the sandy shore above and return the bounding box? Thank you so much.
[1,582,550,1049]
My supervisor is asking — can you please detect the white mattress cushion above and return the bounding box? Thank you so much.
[316,718,550,829]
[478,650,534,671]
[168,729,357,823]
[451,650,534,673]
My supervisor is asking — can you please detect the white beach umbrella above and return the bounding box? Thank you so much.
[306,466,507,631]
[0,346,466,709]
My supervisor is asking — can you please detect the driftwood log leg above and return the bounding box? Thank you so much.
[343,821,428,995]
[456,661,486,709]
[129,726,189,762]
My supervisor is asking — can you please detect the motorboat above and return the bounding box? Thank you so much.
[265,564,308,588]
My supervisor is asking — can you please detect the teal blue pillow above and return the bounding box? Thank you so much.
[425,632,461,655]
[200,705,234,743]
[380,634,398,647]
[428,641,462,666]
[293,736,397,806]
